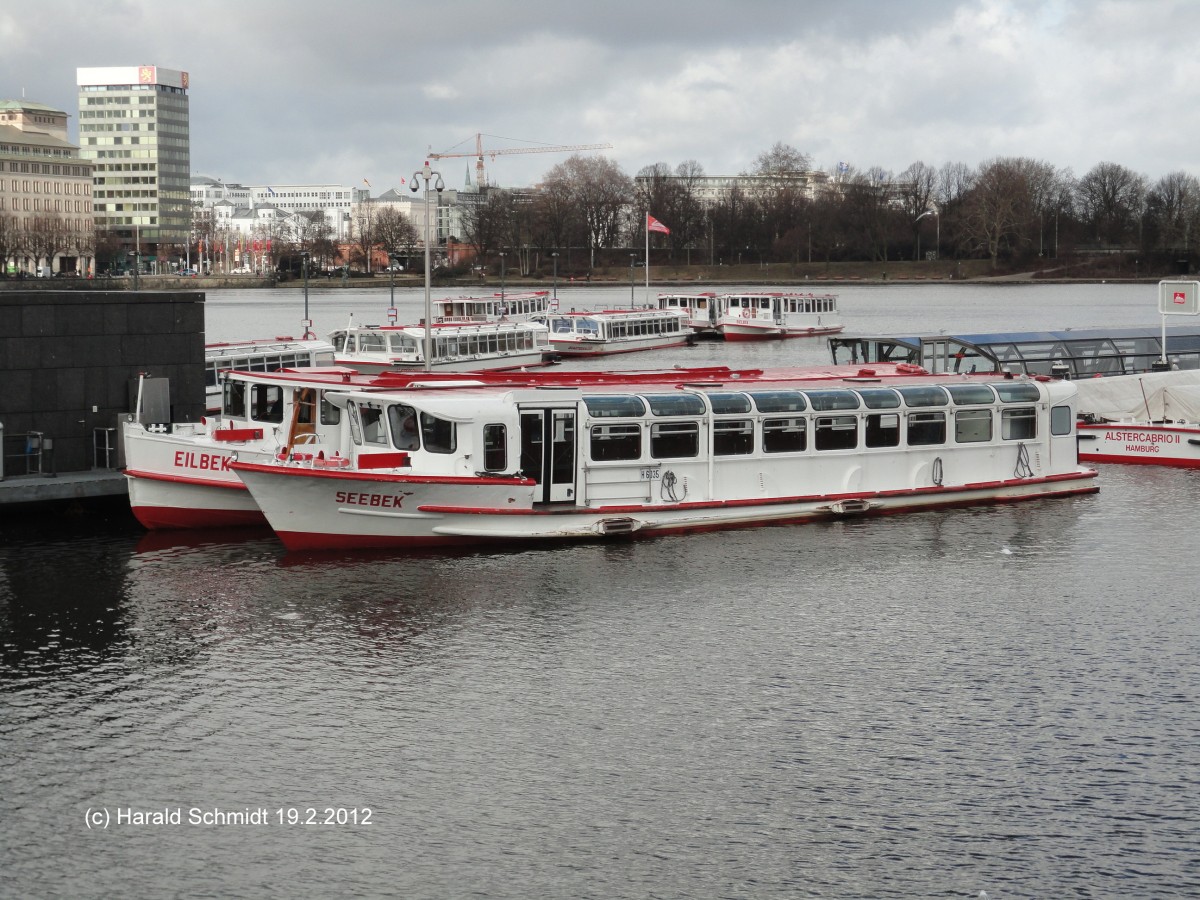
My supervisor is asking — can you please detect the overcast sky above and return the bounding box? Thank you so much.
[3,0,1195,193]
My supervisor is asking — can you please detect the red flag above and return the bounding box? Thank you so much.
[647,214,670,235]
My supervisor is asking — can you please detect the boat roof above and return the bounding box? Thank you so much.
[832,324,1200,350]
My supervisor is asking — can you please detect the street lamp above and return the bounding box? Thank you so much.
[629,252,636,307]
[551,251,559,301]
[499,249,507,300]
[916,208,939,261]
[410,160,445,372]
[301,251,312,337]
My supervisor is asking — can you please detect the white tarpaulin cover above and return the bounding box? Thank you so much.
[1073,369,1200,422]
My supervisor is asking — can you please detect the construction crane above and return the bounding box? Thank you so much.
[428,133,612,188]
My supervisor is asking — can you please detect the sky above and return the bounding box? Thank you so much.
[3,0,1197,193]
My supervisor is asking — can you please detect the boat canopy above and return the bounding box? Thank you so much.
[830,326,1200,378]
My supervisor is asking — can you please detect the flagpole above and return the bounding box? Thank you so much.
[645,214,650,306]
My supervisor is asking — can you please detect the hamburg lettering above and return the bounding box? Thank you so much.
[173,450,233,471]
[335,491,405,509]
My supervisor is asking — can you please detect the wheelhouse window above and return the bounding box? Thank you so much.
[713,419,754,455]
[590,423,641,461]
[251,384,283,423]
[955,409,992,443]
[763,417,806,453]
[223,380,247,418]
[420,413,457,454]
[1002,408,1037,440]
[651,422,699,458]
[815,415,857,450]
[1051,405,1073,436]
[358,405,388,445]
[387,403,420,450]
[483,424,507,470]
[907,411,946,445]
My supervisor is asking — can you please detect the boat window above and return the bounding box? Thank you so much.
[856,388,901,409]
[251,384,284,423]
[651,422,699,459]
[590,423,642,461]
[707,392,752,415]
[583,395,646,418]
[898,386,949,407]
[749,391,807,413]
[763,417,807,453]
[577,318,599,335]
[420,414,456,454]
[815,415,857,451]
[320,395,341,425]
[713,419,754,455]
[864,413,901,447]
[223,380,247,418]
[1051,405,1073,436]
[947,384,996,405]
[357,332,386,353]
[205,362,219,388]
[359,406,388,445]
[388,403,420,450]
[483,424,506,470]
[348,403,364,445]
[955,409,992,443]
[803,390,859,411]
[991,382,1041,403]
[907,411,946,445]
[644,394,707,416]
[1001,408,1037,440]
[330,332,345,353]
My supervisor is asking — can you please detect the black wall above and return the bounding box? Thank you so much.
[0,291,205,474]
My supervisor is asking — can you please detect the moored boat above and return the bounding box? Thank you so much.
[530,307,693,356]
[432,291,552,323]
[1075,369,1200,467]
[657,292,720,336]
[716,292,843,341]
[230,369,1098,553]
[204,336,335,413]
[328,317,554,373]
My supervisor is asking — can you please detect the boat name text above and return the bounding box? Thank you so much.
[336,491,405,509]
[173,451,232,471]
[1103,431,1179,444]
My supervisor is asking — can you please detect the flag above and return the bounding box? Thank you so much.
[647,214,670,235]
[363,178,371,188]
[400,177,406,185]
[267,186,276,196]
[837,161,849,174]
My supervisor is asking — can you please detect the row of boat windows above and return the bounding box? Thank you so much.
[332,329,546,357]
[583,383,1042,419]
[532,315,686,337]
[437,297,550,319]
[206,352,331,386]
[724,295,836,314]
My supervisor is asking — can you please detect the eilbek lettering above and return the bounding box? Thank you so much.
[173,451,233,471]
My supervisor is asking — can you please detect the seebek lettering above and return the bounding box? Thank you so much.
[335,491,404,509]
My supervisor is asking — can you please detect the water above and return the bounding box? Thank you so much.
[3,283,1200,898]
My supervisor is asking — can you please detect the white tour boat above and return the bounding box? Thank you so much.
[1075,369,1200,468]
[657,293,720,336]
[123,367,397,529]
[128,363,889,530]
[432,291,552,323]
[716,292,843,341]
[530,307,693,356]
[328,317,554,374]
[204,336,335,412]
[230,370,1098,552]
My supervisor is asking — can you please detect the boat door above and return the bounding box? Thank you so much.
[772,296,783,324]
[519,405,577,504]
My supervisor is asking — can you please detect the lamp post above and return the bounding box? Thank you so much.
[629,252,636,308]
[410,160,445,373]
[551,251,559,301]
[301,251,312,337]
[916,208,939,261]
[499,249,507,301]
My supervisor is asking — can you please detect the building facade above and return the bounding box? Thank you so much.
[77,66,191,267]
[0,100,95,276]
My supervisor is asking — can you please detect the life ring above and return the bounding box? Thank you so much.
[896,363,925,374]
[742,309,753,318]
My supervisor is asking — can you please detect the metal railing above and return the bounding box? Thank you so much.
[1,430,54,477]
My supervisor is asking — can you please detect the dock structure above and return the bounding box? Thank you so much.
[0,290,205,509]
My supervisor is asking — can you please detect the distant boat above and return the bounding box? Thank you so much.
[714,292,843,341]
[328,316,554,373]
[530,308,693,356]
[1075,369,1200,468]
[431,291,552,323]
[204,336,335,413]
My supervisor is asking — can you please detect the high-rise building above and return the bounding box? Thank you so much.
[76,65,191,265]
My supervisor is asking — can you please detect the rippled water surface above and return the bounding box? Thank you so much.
[3,284,1199,898]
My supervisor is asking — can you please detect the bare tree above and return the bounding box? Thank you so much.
[374,207,420,265]
[1076,161,1148,246]
[1144,171,1200,254]
[542,155,632,269]
[960,157,1050,268]
[897,162,939,259]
